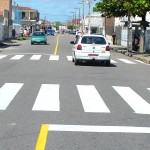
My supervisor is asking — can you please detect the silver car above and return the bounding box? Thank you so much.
[70,34,111,66]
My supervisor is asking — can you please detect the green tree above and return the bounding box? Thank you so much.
[93,0,150,22]
[54,21,63,30]
[67,24,74,30]
[93,0,150,51]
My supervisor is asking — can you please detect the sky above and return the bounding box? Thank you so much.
[12,0,98,23]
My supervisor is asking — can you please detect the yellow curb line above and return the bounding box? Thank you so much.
[35,124,49,150]
[54,34,60,55]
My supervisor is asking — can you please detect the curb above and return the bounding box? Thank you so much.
[111,47,150,64]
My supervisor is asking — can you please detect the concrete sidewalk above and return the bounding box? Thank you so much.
[110,44,150,64]
[105,35,150,64]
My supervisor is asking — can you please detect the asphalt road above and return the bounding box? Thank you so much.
[0,34,150,150]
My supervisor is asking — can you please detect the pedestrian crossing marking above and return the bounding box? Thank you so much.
[66,56,72,61]
[0,54,149,65]
[49,55,59,60]
[111,59,117,63]
[0,83,150,114]
[30,55,41,60]
[32,84,60,111]
[77,85,110,113]
[0,55,7,59]
[0,83,23,110]
[10,55,24,60]
[113,86,150,114]
[118,59,136,64]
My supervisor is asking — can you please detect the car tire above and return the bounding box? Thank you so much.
[31,42,34,45]
[106,60,110,66]
[72,56,74,62]
[74,59,79,65]
[45,42,47,45]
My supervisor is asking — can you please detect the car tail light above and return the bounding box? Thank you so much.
[106,45,110,51]
[77,44,82,50]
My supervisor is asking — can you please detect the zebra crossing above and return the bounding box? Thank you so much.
[0,54,148,65]
[0,83,150,114]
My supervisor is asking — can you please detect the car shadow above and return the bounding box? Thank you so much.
[0,44,21,48]
[76,61,117,67]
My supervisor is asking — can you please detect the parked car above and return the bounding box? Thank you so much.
[31,31,47,45]
[46,29,54,36]
[70,34,111,66]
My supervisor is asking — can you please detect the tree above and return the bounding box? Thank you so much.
[54,21,63,30]
[67,24,74,30]
[93,0,150,21]
[93,0,150,51]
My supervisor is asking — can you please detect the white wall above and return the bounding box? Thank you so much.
[121,28,127,47]
[13,24,22,37]
[0,24,3,41]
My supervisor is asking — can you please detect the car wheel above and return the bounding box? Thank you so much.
[106,60,110,66]
[45,42,47,45]
[31,42,34,45]
[74,59,79,65]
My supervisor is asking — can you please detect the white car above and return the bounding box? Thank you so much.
[70,34,111,66]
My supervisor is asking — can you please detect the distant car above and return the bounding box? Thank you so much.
[46,29,54,36]
[70,34,111,66]
[70,30,76,35]
[31,31,47,45]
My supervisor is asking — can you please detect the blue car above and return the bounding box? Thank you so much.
[47,29,54,36]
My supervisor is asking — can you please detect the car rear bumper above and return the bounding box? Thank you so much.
[31,39,46,43]
[74,52,111,61]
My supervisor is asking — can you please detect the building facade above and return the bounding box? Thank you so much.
[0,0,12,39]
[12,5,22,25]
[18,6,40,28]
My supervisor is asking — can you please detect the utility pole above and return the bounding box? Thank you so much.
[87,0,91,34]
[78,0,85,31]
[74,8,80,30]
[87,0,96,34]
[70,12,76,31]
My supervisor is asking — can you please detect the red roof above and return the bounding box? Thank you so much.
[18,6,36,11]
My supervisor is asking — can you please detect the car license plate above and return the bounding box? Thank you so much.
[88,54,98,58]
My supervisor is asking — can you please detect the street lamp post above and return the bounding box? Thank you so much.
[78,0,85,31]
[87,0,91,34]
[74,8,81,30]
[70,12,76,31]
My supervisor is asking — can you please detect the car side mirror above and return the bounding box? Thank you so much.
[70,41,75,44]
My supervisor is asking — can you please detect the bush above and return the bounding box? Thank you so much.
[20,36,29,40]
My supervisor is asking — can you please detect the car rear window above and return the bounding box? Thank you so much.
[81,36,106,44]
[33,32,45,36]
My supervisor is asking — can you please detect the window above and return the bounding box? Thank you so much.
[81,36,106,44]
[33,32,45,36]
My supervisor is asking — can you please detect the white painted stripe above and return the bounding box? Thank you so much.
[113,86,150,114]
[32,84,60,111]
[10,55,24,60]
[48,124,150,134]
[49,55,59,60]
[66,56,72,61]
[111,59,117,63]
[118,59,136,64]
[148,88,150,91]
[0,83,23,110]
[77,85,110,113]
[135,60,150,65]
[0,55,7,59]
[30,55,41,60]
[135,59,145,64]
